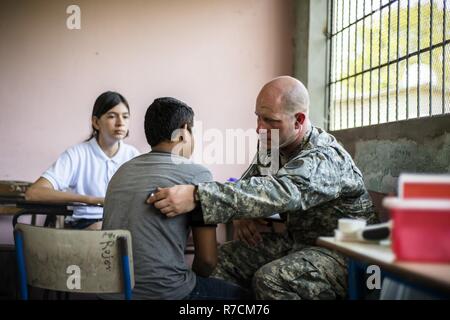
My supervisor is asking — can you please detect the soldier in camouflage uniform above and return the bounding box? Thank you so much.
[148,76,378,299]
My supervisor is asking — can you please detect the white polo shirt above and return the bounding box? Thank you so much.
[42,138,140,219]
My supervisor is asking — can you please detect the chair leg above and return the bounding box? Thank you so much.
[348,259,367,300]
[44,215,57,228]
[14,230,28,300]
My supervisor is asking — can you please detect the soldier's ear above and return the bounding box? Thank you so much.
[294,112,306,129]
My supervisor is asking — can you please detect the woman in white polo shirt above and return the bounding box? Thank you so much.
[25,91,140,229]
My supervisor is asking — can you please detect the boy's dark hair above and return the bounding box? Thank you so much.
[144,97,194,147]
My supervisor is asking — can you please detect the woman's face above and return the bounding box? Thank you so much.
[92,103,130,144]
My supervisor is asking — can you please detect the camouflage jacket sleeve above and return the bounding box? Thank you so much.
[197,150,343,224]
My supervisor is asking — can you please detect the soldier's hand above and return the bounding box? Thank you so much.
[147,185,196,217]
[233,219,268,246]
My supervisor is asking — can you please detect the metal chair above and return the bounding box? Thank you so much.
[14,223,134,300]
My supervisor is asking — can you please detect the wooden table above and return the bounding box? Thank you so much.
[317,237,450,299]
[0,196,25,216]
[0,197,101,227]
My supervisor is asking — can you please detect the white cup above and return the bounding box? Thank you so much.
[338,218,366,233]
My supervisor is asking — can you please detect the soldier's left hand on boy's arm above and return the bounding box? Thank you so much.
[147,185,196,217]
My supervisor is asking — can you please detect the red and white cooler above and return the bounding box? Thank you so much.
[383,197,450,262]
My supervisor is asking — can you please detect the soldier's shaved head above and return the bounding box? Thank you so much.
[258,76,310,115]
[255,76,311,156]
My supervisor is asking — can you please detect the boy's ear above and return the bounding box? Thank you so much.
[179,124,189,142]
[171,124,189,142]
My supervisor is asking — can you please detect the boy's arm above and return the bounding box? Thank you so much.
[191,225,218,277]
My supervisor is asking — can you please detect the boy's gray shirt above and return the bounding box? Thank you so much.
[101,152,213,299]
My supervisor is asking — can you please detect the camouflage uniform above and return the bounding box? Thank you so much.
[197,126,378,299]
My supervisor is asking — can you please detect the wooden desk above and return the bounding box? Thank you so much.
[0,196,25,216]
[317,237,450,298]
[0,207,22,216]
[0,197,102,227]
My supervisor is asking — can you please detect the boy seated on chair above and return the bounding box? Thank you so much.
[100,97,249,300]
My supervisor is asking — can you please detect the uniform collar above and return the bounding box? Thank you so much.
[281,125,314,165]
[88,138,124,163]
[299,125,314,151]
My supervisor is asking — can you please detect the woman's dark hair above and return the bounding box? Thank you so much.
[86,91,130,141]
[144,97,194,147]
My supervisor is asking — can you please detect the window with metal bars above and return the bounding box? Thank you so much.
[326,0,450,131]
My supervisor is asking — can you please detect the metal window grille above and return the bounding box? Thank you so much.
[326,0,450,131]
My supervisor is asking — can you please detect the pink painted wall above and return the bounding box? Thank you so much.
[0,0,294,243]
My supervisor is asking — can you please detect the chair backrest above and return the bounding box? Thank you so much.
[14,223,134,299]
